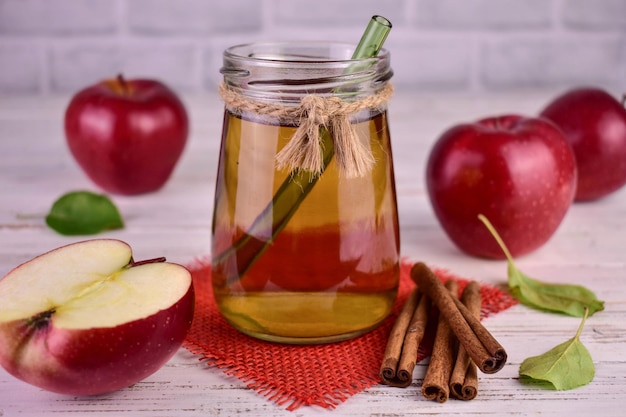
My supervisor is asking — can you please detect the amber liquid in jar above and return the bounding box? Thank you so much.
[211,109,400,343]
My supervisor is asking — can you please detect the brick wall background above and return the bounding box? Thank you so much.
[0,0,625,96]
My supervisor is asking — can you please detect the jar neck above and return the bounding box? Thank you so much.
[220,41,392,104]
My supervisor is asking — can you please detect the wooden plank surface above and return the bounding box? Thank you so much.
[1,92,625,417]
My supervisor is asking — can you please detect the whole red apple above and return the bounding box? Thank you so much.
[64,76,189,195]
[540,87,626,201]
[426,115,577,259]
[0,239,194,396]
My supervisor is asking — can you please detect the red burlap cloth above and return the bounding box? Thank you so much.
[183,260,517,410]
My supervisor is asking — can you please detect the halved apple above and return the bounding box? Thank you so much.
[0,239,194,396]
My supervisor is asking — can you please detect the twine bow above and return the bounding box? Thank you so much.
[219,82,394,179]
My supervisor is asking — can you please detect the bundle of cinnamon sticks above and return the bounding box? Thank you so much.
[379,262,507,402]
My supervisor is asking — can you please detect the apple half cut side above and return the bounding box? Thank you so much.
[0,239,194,396]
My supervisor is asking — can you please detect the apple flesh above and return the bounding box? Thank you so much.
[540,87,626,201]
[0,239,194,396]
[65,76,189,195]
[426,115,577,259]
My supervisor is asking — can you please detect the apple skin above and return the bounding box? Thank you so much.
[64,77,189,195]
[540,87,626,201]
[0,240,195,396]
[0,292,193,396]
[426,115,577,259]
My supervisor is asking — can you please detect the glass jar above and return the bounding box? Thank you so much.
[211,41,399,344]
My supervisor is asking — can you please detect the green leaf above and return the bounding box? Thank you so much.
[45,191,124,236]
[478,214,605,317]
[507,263,604,317]
[519,308,595,390]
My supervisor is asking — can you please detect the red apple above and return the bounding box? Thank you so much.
[426,115,577,259]
[64,76,189,195]
[0,239,194,396]
[540,87,626,201]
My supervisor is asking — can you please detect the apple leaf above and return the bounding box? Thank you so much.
[45,191,124,235]
[478,214,604,317]
[519,307,595,390]
[506,262,604,317]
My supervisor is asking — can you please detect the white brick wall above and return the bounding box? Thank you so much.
[0,0,624,95]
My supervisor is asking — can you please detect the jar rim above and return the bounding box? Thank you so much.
[223,41,390,65]
[220,40,392,102]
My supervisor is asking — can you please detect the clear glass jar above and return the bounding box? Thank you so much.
[211,41,399,344]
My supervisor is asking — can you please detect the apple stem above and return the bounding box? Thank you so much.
[117,74,130,96]
[128,257,167,268]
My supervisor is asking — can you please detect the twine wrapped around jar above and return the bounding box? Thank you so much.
[218,82,394,179]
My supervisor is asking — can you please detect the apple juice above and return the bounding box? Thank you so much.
[211,110,400,343]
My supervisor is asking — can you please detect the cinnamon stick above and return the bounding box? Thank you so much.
[421,280,458,402]
[450,281,481,400]
[410,262,507,374]
[380,287,420,387]
[396,291,430,385]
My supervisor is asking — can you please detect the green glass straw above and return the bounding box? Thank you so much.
[352,15,392,60]
[215,16,393,285]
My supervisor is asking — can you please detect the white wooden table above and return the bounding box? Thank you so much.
[1,90,625,416]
